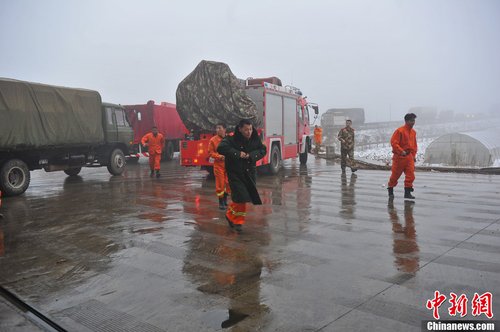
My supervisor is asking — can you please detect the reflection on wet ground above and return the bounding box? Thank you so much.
[388,200,419,274]
[183,215,269,329]
[340,173,357,221]
[131,227,164,235]
[0,157,499,331]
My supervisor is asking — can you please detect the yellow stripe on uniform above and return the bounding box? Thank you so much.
[228,206,246,216]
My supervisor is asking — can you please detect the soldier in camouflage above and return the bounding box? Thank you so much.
[337,119,358,173]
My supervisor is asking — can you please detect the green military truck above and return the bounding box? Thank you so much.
[0,78,134,196]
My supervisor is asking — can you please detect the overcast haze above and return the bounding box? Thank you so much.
[1,0,499,122]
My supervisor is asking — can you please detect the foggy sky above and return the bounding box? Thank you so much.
[1,0,499,122]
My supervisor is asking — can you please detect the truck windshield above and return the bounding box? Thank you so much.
[115,109,128,127]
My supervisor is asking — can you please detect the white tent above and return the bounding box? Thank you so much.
[424,130,500,167]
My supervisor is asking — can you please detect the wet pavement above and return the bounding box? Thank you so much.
[0,157,499,331]
[0,296,45,331]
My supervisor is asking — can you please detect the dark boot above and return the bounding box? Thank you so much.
[351,167,358,173]
[388,187,394,197]
[150,170,154,178]
[234,224,242,234]
[156,170,161,178]
[223,193,228,207]
[225,215,234,228]
[404,187,415,199]
[218,198,225,210]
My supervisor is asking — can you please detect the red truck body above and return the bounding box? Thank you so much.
[124,100,189,161]
[180,79,318,174]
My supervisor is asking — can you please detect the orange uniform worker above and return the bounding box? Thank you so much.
[313,125,323,153]
[208,123,231,210]
[388,113,418,199]
[141,126,165,178]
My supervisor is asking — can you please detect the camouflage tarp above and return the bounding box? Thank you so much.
[176,60,261,131]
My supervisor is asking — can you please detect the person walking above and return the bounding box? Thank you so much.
[313,125,323,154]
[141,126,165,178]
[387,113,418,199]
[208,123,231,210]
[217,119,267,233]
[337,119,357,173]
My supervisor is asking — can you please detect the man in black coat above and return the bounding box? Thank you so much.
[217,119,267,233]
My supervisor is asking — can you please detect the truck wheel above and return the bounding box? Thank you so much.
[268,145,281,175]
[64,167,82,176]
[0,159,31,196]
[107,148,126,175]
[163,141,174,161]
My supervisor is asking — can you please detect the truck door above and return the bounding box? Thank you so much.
[299,104,310,134]
[104,106,118,142]
[104,107,131,143]
[283,96,297,145]
[114,108,132,144]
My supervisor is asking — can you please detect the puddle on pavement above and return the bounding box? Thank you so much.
[201,309,249,329]
[136,198,167,210]
[131,227,164,234]
[137,213,169,223]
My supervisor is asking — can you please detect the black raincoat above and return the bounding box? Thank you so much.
[217,127,267,204]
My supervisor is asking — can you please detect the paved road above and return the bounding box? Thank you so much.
[1,157,499,331]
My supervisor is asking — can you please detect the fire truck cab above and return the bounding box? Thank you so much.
[180,79,318,175]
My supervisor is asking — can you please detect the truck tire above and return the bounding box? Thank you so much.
[268,145,281,175]
[163,141,175,161]
[107,148,126,175]
[64,167,82,176]
[0,159,31,196]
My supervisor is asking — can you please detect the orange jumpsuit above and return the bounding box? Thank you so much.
[141,132,165,171]
[314,127,323,146]
[388,124,417,188]
[227,203,247,225]
[208,135,230,198]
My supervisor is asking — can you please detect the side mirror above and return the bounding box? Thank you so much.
[137,112,142,121]
[312,105,319,115]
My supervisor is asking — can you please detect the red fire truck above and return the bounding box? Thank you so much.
[180,79,318,174]
[124,101,189,162]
